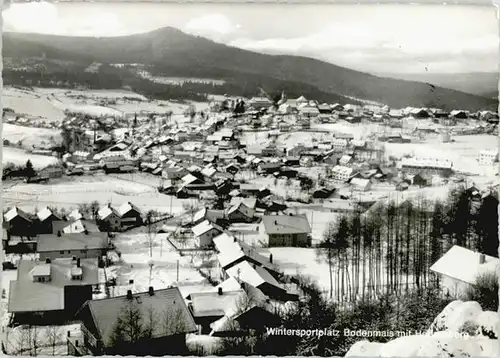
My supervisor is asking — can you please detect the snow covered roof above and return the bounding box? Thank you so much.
[339,155,352,165]
[4,207,32,223]
[214,277,243,292]
[68,209,84,221]
[262,215,311,235]
[189,290,244,318]
[182,173,200,186]
[213,233,238,252]
[116,202,142,217]
[98,205,119,220]
[193,208,208,223]
[37,207,57,222]
[201,167,217,178]
[226,261,283,290]
[402,157,452,169]
[350,178,371,187]
[192,220,221,237]
[229,197,257,210]
[430,245,499,285]
[332,165,354,175]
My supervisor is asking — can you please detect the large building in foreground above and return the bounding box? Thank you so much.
[401,157,453,176]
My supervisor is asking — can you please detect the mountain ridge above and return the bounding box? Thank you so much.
[3,27,497,111]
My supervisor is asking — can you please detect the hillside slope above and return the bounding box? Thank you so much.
[379,72,499,98]
[4,28,497,111]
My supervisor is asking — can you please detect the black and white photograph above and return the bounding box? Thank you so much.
[1,1,499,357]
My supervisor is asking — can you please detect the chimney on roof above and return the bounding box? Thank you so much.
[45,258,51,264]
[479,253,486,264]
[148,286,154,296]
[77,258,81,268]
[126,290,133,299]
[218,287,223,296]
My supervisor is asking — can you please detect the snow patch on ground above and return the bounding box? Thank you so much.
[3,124,62,149]
[346,300,500,357]
[3,147,60,170]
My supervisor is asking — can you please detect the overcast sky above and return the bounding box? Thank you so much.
[3,2,498,74]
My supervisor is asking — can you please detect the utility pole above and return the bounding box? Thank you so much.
[170,195,173,217]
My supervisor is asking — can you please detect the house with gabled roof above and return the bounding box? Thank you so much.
[97,204,122,232]
[213,234,280,279]
[430,245,499,297]
[72,287,197,356]
[186,289,245,334]
[192,208,226,226]
[261,214,312,247]
[192,220,224,247]
[226,261,287,301]
[162,166,188,180]
[51,219,100,235]
[3,206,35,239]
[36,207,63,234]
[201,166,217,179]
[37,232,110,261]
[8,257,99,323]
[117,202,143,228]
[226,202,254,223]
[68,209,85,221]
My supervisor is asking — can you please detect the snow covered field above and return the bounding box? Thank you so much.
[264,247,332,293]
[2,174,194,214]
[52,101,124,117]
[35,88,149,101]
[3,87,66,122]
[3,147,60,170]
[3,123,62,149]
[386,135,499,176]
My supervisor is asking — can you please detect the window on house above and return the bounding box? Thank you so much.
[80,250,86,253]
[60,250,64,254]
[67,250,71,254]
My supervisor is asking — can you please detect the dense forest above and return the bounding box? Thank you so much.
[3,62,351,104]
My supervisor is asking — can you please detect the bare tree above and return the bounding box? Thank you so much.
[26,325,41,356]
[182,202,198,224]
[143,306,157,339]
[161,307,186,336]
[110,302,146,350]
[78,203,90,218]
[89,201,100,220]
[45,326,62,355]
[15,326,30,355]
[145,210,158,258]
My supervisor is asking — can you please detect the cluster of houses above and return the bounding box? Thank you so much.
[3,202,145,243]
[185,201,312,249]
[210,94,499,125]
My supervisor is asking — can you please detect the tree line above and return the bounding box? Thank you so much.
[316,184,499,302]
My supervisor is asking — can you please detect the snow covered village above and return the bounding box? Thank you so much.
[1,2,500,357]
